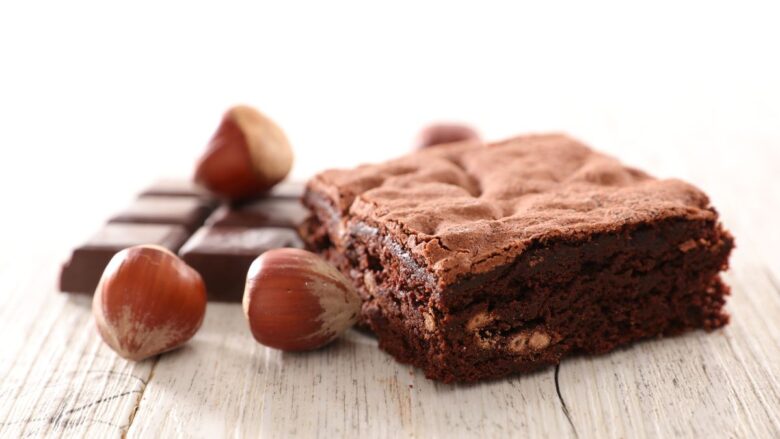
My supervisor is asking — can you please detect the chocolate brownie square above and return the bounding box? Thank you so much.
[302,134,734,383]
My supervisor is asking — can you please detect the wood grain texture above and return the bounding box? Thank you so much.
[0,255,154,438]
[1,141,778,438]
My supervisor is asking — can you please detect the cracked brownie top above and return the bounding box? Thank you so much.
[305,134,717,285]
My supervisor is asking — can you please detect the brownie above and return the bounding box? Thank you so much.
[179,226,304,301]
[60,223,191,293]
[303,134,734,383]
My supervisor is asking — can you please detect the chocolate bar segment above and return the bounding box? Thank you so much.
[262,181,305,199]
[207,198,309,229]
[303,134,734,382]
[109,196,214,232]
[60,223,190,294]
[140,178,213,199]
[179,226,303,301]
[60,179,312,302]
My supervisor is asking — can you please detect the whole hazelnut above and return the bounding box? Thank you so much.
[92,245,207,361]
[416,123,480,148]
[243,248,361,351]
[194,105,293,200]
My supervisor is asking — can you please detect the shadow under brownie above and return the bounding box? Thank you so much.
[302,133,734,383]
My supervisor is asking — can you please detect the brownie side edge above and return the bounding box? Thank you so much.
[304,192,734,382]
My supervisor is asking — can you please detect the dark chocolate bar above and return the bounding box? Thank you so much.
[61,180,308,302]
[140,178,213,199]
[109,196,215,232]
[60,223,191,293]
[179,226,303,301]
[261,181,305,199]
[207,198,309,229]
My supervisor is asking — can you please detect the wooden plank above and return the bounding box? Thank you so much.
[558,265,780,439]
[122,261,780,438]
[0,256,155,438]
[125,310,575,438]
[3,256,779,438]
[0,141,778,438]
[124,304,268,438]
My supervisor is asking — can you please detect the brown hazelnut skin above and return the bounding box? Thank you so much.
[92,245,207,361]
[194,105,293,200]
[416,123,480,148]
[243,248,361,351]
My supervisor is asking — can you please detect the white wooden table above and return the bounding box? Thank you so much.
[1,136,778,438]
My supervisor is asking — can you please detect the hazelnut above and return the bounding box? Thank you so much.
[678,239,698,252]
[466,311,494,332]
[363,271,377,295]
[416,123,480,148]
[529,331,552,350]
[243,248,361,351]
[508,330,553,354]
[194,105,293,200]
[466,311,496,349]
[423,311,436,332]
[508,332,530,353]
[92,245,207,361]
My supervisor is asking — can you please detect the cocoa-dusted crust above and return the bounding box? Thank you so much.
[303,134,734,382]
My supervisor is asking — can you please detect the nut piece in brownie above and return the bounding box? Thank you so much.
[302,134,734,383]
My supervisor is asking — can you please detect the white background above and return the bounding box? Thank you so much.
[0,1,778,240]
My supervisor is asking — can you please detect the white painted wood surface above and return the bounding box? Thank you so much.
[1,138,779,438]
